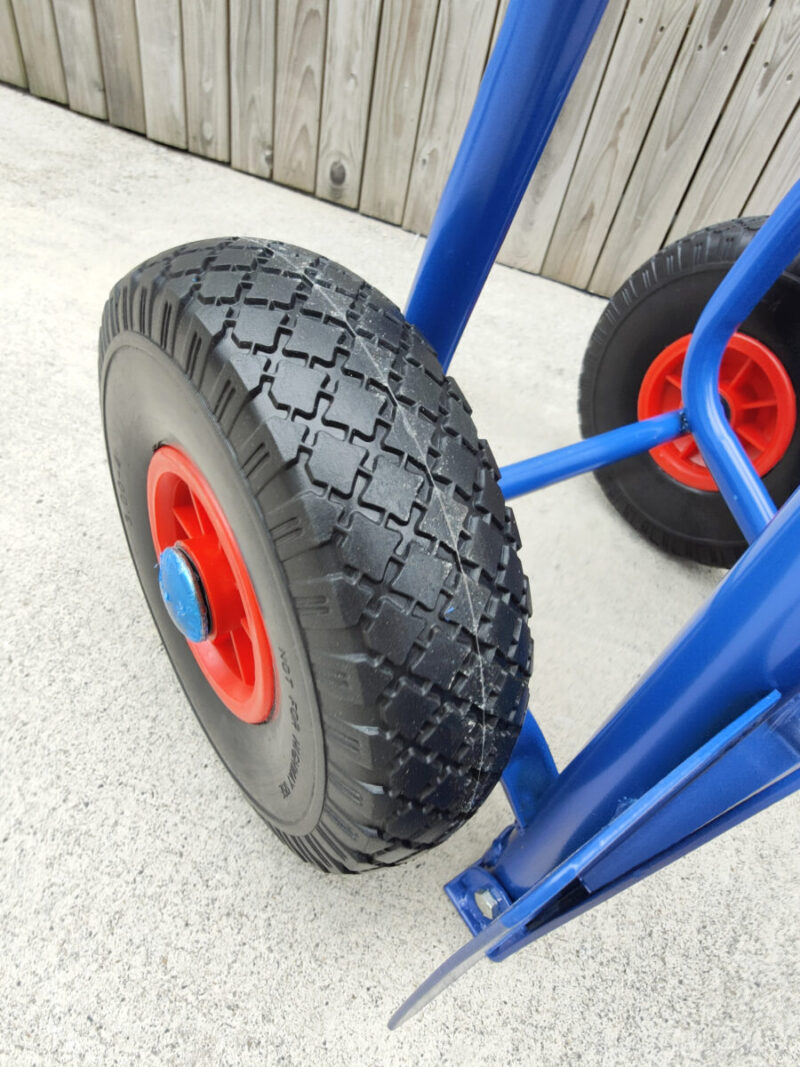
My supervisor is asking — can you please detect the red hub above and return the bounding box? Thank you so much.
[147,445,275,723]
[638,332,796,491]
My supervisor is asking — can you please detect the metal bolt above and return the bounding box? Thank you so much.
[474,887,502,920]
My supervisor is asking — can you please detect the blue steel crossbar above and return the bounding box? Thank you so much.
[499,411,685,499]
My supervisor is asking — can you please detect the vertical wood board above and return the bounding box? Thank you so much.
[542,0,697,291]
[94,0,145,132]
[669,0,800,239]
[592,0,772,295]
[746,100,800,216]
[52,0,105,116]
[230,0,276,178]
[402,0,499,236]
[498,0,627,275]
[359,0,438,224]
[135,0,186,148]
[182,0,230,161]
[10,0,67,102]
[273,0,327,192]
[0,0,27,88]
[315,0,381,208]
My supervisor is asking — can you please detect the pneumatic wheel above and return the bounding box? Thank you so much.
[99,238,532,872]
[579,217,800,567]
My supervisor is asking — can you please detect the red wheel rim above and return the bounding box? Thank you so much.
[638,332,796,491]
[147,445,275,723]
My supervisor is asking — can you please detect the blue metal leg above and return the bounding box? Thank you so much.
[404,0,610,371]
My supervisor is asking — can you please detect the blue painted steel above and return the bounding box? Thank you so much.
[392,688,800,1027]
[491,478,800,898]
[500,710,559,827]
[443,861,513,940]
[157,546,209,643]
[390,0,800,1029]
[404,0,610,371]
[680,180,800,541]
[499,411,685,499]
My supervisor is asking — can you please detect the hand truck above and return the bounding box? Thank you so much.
[98,0,800,1028]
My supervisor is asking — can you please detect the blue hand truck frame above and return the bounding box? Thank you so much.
[391,0,800,1026]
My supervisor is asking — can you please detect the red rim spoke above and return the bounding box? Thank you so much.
[737,425,767,453]
[230,626,254,682]
[187,488,207,534]
[675,436,699,460]
[665,374,683,392]
[739,398,777,412]
[726,359,753,390]
[215,633,239,675]
[172,503,202,538]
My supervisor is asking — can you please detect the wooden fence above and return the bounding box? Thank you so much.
[2,0,800,296]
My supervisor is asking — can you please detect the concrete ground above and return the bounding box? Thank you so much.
[0,86,797,1066]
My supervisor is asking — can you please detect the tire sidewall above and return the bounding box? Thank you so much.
[101,332,327,836]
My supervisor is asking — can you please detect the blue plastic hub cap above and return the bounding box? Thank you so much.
[157,546,210,643]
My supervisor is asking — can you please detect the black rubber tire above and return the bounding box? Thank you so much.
[99,237,532,873]
[579,217,800,567]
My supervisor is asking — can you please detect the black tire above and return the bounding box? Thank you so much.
[579,217,800,567]
[99,237,532,873]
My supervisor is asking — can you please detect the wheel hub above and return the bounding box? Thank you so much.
[638,332,796,491]
[147,445,276,724]
[157,545,210,642]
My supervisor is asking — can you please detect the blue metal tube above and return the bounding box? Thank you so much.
[499,411,685,499]
[492,480,800,897]
[680,181,800,541]
[404,0,610,371]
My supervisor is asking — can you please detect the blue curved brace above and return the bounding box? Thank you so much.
[681,181,800,542]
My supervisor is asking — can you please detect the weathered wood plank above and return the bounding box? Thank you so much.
[670,0,800,238]
[402,0,499,236]
[0,0,27,88]
[745,100,800,216]
[489,0,509,56]
[498,0,626,275]
[542,0,697,291]
[273,0,327,192]
[359,0,438,224]
[316,0,381,208]
[52,0,106,117]
[592,0,772,296]
[135,0,186,148]
[94,0,146,132]
[182,0,229,161]
[10,0,67,102]
[230,0,276,179]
